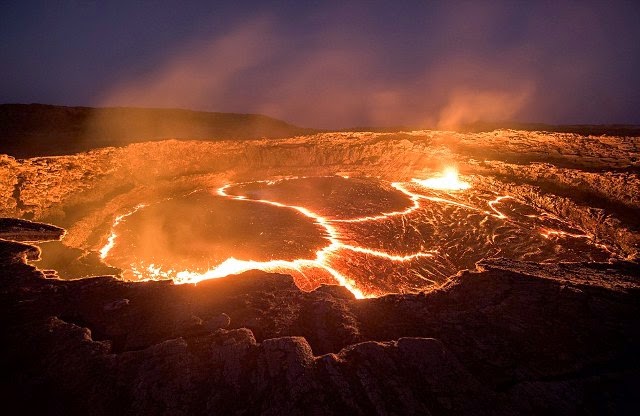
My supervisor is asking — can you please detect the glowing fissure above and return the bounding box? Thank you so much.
[487,195,512,219]
[99,203,147,259]
[211,182,368,298]
[99,189,202,261]
[99,168,604,298]
[102,174,459,298]
[332,182,421,223]
[540,228,590,239]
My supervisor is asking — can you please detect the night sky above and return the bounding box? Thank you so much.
[2,1,639,129]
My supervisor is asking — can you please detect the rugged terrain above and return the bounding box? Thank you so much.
[0,104,316,158]
[1,127,639,414]
[1,226,639,414]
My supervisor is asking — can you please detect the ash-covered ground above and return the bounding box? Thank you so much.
[1,129,639,414]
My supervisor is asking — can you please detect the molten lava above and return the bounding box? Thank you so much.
[99,203,147,259]
[412,167,471,191]
[96,167,613,298]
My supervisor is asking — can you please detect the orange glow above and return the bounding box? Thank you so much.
[99,203,147,259]
[99,178,444,299]
[98,174,605,298]
[488,195,512,219]
[412,167,471,191]
[97,177,511,298]
[540,228,590,239]
[332,182,421,223]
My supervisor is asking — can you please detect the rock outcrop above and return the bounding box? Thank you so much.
[1,221,638,414]
[0,217,64,241]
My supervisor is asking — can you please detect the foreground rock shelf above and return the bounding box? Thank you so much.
[1,232,639,414]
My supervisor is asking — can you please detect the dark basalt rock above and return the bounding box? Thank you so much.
[0,238,41,262]
[0,104,317,158]
[0,217,64,242]
[0,219,639,414]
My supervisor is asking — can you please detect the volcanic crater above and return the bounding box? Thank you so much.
[1,128,639,414]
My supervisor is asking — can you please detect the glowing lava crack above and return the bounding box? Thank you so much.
[98,168,611,298]
[99,203,147,259]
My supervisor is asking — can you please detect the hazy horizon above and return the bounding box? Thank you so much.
[4,102,640,133]
[2,1,640,129]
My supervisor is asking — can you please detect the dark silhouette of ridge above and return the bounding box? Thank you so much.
[2,104,639,159]
[341,122,640,136]
[0,104,318,158]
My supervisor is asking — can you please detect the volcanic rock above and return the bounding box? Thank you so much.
[103,298,130,311]
[0,217,64,241]
[1,128,640,413]
[204,313,231,330]
[0,220,638,413]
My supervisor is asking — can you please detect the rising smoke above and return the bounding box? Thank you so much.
[95,3,635,130]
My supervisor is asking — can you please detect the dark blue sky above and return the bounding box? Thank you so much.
[2,1,639,128]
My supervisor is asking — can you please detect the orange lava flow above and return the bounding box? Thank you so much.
[99,169,593,298]
[99,203,147,260]
[96,170,501,298]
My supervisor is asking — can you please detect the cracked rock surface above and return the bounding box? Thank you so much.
[1,226,638,414]
[1,129,639,414]
[0,130,638,258]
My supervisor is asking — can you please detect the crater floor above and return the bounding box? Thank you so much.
[91,175,617,297]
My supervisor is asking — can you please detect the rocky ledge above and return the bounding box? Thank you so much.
[1,221,639,415]
[0,217,64,241]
